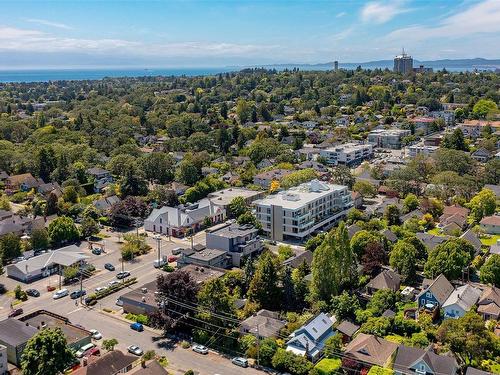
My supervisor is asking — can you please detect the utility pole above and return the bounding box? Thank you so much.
[155,235,161,264]
[79,264,84,305]
[58,264,62,290]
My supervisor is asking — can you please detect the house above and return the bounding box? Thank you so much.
[253,168,293,189]
[393,345,459,375]
[465,367,493,375]
[442,221,462,236]
[348,224,362,239]
[283,250,313,269]
[471,148,492,163]
[205,222,263,266]
[37,182,62,198]
[296,148,321,161]
[298,160,328,173]
[381,228,397,243]
[5,173,43,192]
[144,198,225,237]
[366,269,401,295]
[178,248,230,269]
[460,229,483,255]
[442,284,481,319]
[130,360,168,375]
[415,233,449,251]
[0,319,38,366]
[6,244,89,283]
[417,274,454,310]
[439,205,469,229]
[0,212,45,237]
[93,195,121,211]
[0,344,7,375]
[257,159,274,169]
[351,191,363,208]
[335,320,359,343]
[343,333,398,369]
[72,350,138,375]
[477,286,500,321]
[484,184,500,198]
[480,215,500,234]
[86,167,113,193]
[401,209,424,223]
[286,313,337,360]
[458,120,500,138]
[240,309,286,339]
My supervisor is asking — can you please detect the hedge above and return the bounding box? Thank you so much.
[314,358,342,375]
[85,277,137,304]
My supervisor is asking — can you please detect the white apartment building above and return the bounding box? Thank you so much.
[406,144,439,158]
[254,180,353,242]
[320,143,373,166]
[367,129,411,149]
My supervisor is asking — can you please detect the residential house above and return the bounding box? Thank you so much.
[343,333,398,369]
[439,205,469,229]
[298,160,328,173]
[0,212,44,237]
[72,350,138,375]
[257,159,273,169]
[253,169,293,189]
[415,233,449,251]
[458,120,500,138]
[442,284,481,319]
[144,198,225,237]
[205,222,263,266]
[86,167,113,193]
[37,182,62,198]
[442,222,462,236]
[401,209,424,223]
[283,250,313,269]
[393,345,459,375]
[93,195,121,212]
[460,229,483,255]
[381,228,398,243]
[296,148,321,161]
[484,184,500,198]
[170,182,189,196]
[351,191,363,208]
[130,360,168,375]
[471,148,492,163]
[286,313,337,360]
[480,215,500,234]
[5,173,43,192]
[366,269,401,295]
[417,274,454,311]
[240,309,286,339]
[477,286,500,321]
[410,117,435,134]
[365,197,400,217]
[335,321,360,344]
[465,367,493,375]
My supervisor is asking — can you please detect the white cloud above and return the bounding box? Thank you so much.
[336,11,347,18]
[385,0,500,42]
[361,1,409,24]
[23,18,73,30]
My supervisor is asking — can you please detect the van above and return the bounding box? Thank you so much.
[172,247,183,255]
[76,343,95,358]
[52,289,69,299]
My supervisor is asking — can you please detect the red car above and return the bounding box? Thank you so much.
[168,256,178,263]
[8,308,23,318]
[85,347,100,357]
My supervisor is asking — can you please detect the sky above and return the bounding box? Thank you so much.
[0,0,499,69]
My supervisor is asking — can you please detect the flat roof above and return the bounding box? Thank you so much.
[208,188,263,206]
[206,222,257,238]
[188,248,227,261]
[121,280,157,306]
[254,180,348,210]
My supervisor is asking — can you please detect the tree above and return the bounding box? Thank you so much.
[323,334,343,359]
[350,230,385,259]
[271,348,313,375]
[384,204,401,226]
[360,316,392,336]
[353,180,377,198]
[424,238,474,280]
[109,196,148,227]
[468,189,496,224]
[366,289,398,316]
[141,153,175,184]
[62,186,79,204]
[147,186,179,207]
[441,128,469,151]
[80,217,100,238]
[176,158,201,185]
[237,211,261,229]
[36,147,56,182]
[0,233,22,260]
[390,240,417,283]
[45,192,59,216]
[102,338,118,351]
[197,277,235,328]
[331,166,354,189]
[331,291,360,320]
[472,99,498,118]
[228,196,248,218]
[48,216,80,246]
[479,254,500,287]
[21,327,75,375]
[248,251,282,310]
[361,241,386,276]
[119,168,148,197]
[402,193,419,213]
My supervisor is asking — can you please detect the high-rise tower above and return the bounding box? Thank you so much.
[393,48,413,74]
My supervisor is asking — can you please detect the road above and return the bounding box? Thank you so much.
[0,229,260,375]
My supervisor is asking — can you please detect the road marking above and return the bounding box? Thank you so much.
[67,307,83,315]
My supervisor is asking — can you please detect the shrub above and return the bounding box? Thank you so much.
[142,350,156,361]
[315,358,342,375]
[180,340,191,349]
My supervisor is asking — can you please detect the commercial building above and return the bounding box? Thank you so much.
[207,188,264,209]
[406,144,438,158]
[367,129,411,149]
[254,180,353,242]
[178,248,230,269]
[393,50,413,74]
[205,222,263,266]
[319,143,373,166]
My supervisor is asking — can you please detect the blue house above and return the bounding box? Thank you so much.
[286,313,336,360]
[417,274,454,311]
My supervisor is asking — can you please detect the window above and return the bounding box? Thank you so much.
[426,292,432,298]
[159,218,162,224]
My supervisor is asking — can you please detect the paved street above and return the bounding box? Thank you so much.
[0,228,260,375]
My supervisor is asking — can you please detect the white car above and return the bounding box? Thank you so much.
[52,289,69,299]
[108,280,120,287]
[127,345,143,356]
[95,287,107,293]
[192,344,208,355]
[89,329,102,340]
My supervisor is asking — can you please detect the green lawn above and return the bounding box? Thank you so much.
[427,228,444,236]
[480,234,500,247]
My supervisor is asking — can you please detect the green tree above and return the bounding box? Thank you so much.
[384,204,401,226]
[353,180,377,198]
[479,254,500,287]
[48,216,80,246]
[197,277,235,328]
[424,238,474,280]
[247,251,282,310]
[390,240,417,283]
[468,189,496,224]
[402,193,419,213]
[119,168,148,197]
[271,348,313,375]
[0,233,22,260]
[472,99,498,118]
[102,338,118,351]
[21,327,75,375]
[80,217,100,238]
[331,166,354,189]
[140,153,175,184]
[441,128,469,151]
[228,196,248,218]
[331,291,360,320]
[366,289,398,316]
[323,334,343,359]
[360,316,392,336]
[62,185,79,204]
[176,158,201,186]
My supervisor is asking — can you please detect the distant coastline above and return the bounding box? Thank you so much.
[0,58,498,83]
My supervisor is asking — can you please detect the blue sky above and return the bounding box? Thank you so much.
[0,0,499,68]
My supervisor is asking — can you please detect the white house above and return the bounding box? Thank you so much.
[442,284,481,319]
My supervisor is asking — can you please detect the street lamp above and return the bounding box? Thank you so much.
[155,234,161,265]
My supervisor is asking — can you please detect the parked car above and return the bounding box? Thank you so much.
[104,263,115,271]
[75,343,95,358]
[53,289,69,299]
[153,258,167,268]
[89,329,102,340]
[168,256,178,263]
[115,298,123,307]
[108,280,120,287]
[130,322,144,332]
[8,308,23,318]
[127,345,143,356]
[172,247,183,255]
[95,286,107,293]
[116,271,130,279]
[26,289,40,297]
[85,347,100,357]
[91,248,102,255]
[192,344,208,355]
[70,290,86,299]
[232,357,249,368]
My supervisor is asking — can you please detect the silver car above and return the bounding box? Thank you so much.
[232,357,249,368]
[127,345,143,356]
[192,344,208,355]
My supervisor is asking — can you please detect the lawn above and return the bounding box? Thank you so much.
[480,234,500,247]
[427,228,444,236]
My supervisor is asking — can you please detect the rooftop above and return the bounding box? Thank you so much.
[187,248,227,262]
[206,222,258,238]
[208,188,263,206]
[0,318,38,347]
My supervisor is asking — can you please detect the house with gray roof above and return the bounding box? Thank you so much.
[286,312,337,360]
[240,309,286,339]
[401,209,424,223]
[393,345,458,375]
[0,318,38,365]
[415,233,449,250]
[336,320,359,343]
[477,286,500,321]
[460,229,483,254]
[366,269,401,295]
[417,274,454,311]
[93,195,120,211]
[442,284,481,319]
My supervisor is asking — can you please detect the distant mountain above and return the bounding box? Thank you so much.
[250,58,500,72]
